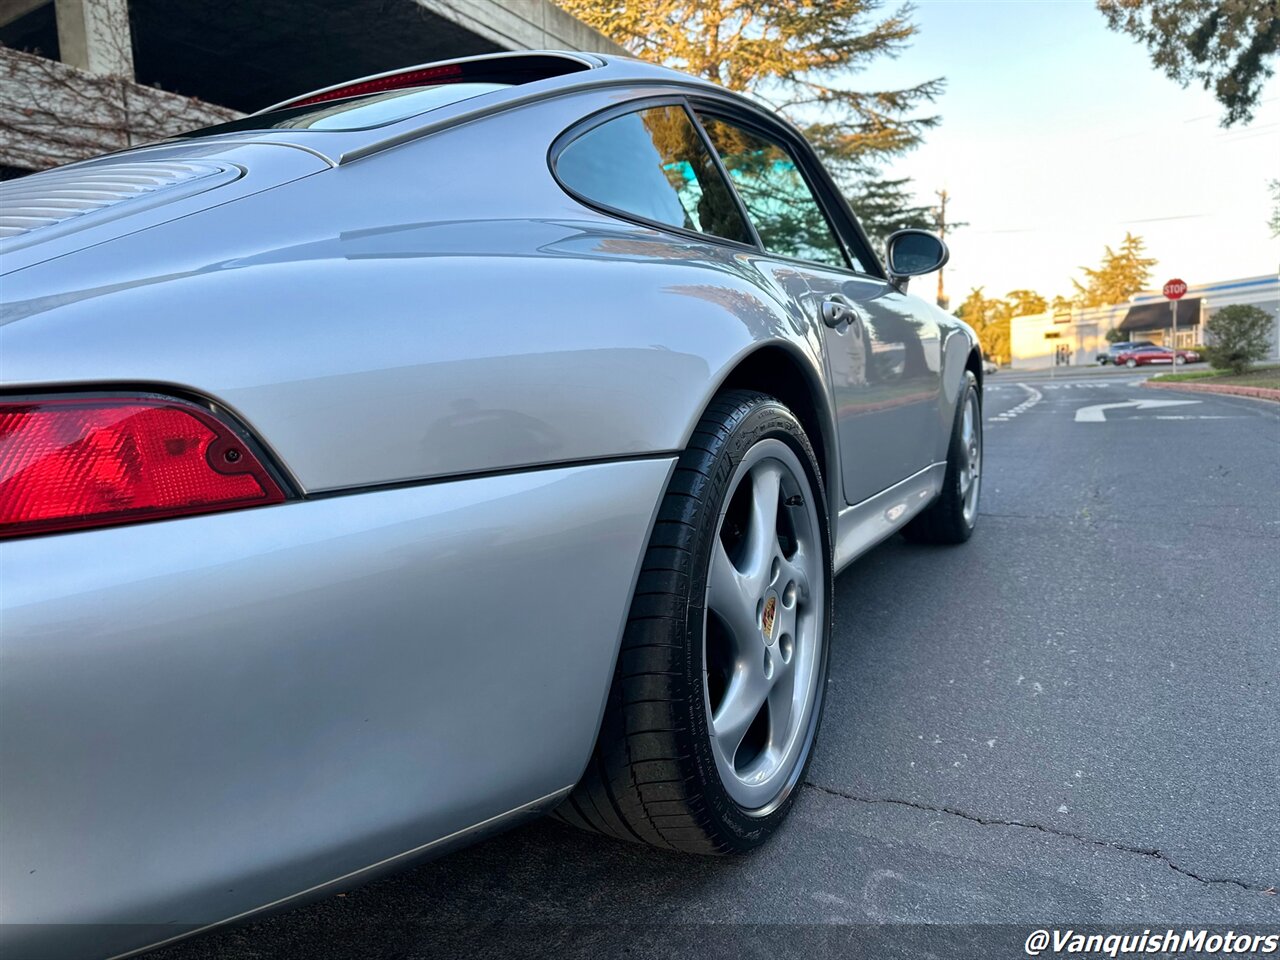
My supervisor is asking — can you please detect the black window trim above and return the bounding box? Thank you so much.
[547,95,763,253]
[683,93,888,282]
[683,106,765,250]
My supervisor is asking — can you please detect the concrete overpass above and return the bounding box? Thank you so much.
[0,0,622,174]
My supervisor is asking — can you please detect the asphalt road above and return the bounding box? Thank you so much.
[156,368,1279,959]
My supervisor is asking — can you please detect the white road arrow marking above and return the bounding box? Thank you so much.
[1074,399,1201,422]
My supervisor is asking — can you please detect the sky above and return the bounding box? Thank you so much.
[851,0,1280,307]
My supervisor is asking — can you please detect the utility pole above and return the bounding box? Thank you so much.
[933,189,967,311]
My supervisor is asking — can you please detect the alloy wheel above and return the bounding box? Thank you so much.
[960,389,982,525]
[703,439,824,815]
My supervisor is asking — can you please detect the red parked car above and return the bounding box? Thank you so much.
[1114,345,1203,368]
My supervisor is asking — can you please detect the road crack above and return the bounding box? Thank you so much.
[804,782,1272,894]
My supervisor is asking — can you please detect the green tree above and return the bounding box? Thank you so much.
[851,176,932,251]
[1204,304,1274,373]
[1071,233,1158,307]
[956,288,1013,365]
[1006,289,1048,317]
[1097,1,1280,126]
[555,0,944,225]
[1269,179,1280,237]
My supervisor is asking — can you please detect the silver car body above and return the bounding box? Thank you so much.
[0,52,979,959]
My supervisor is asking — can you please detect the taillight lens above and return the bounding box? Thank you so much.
[0,395,286,539]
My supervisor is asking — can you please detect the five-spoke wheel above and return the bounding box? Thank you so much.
[704,441,825,815]
[559,391,832,852]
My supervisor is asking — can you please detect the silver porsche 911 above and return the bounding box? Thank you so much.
[0,51,982,959]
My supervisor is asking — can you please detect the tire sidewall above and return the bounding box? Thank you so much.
[682,398,833,850]
[945,372,981,532]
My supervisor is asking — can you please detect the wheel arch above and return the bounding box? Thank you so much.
[705,343,840,520]
[966,346,984,394]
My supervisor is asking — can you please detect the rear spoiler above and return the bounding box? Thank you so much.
[257,51,602,115]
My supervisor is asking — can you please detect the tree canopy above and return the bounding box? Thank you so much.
[1070,233,1159,308]
[1205,304,1275,372]
[1097,0,1280,126]
[1005,289,1049,318]
[849,176,933,250]
[955,287,1053,365]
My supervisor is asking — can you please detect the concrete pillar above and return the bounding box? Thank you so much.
[55,0,133,77]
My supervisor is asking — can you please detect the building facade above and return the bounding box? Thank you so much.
[0,0,622,177]
[1010,274,1280,369]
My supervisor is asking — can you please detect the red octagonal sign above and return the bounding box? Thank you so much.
[1163,278,1187,300]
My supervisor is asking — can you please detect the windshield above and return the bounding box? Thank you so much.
[181,82,511,138]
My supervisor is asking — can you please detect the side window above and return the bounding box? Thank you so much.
[555,105,751,244]
[697,114,853,271]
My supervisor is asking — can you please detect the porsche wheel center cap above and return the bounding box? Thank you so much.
[761,594,778,644]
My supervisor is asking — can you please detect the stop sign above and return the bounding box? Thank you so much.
[1163,278,1187,300]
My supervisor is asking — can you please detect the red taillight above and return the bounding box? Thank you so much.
[288,63,466,108]
[0,396,286,539]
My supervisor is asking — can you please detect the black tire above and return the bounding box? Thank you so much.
[901,370,981,545]
[556,391,832,854]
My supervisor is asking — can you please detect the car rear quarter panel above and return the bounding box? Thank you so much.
[0,457,672,959]
[0,89,827,495]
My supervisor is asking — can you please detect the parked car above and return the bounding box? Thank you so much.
[1098,340,1156,364]
[0,51,984,960]
[1114,345,1203,367]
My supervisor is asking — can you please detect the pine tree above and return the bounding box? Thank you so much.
[1006,290,1048,317]
[1097,1,1280,127]
[850,176,933,251]
[1071,233,1158,308]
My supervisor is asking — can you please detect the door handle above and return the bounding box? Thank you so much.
[821,295,860,331]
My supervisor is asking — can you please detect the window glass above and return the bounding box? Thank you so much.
[697,115,851,270]
[556,106,750,244]
[184,83,512,137]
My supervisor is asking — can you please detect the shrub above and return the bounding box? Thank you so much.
[1104,327,1127,344]
[1204,305,1274,374]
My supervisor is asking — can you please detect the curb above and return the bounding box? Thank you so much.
[1143,380,1280,402]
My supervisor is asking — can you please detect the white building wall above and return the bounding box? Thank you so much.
[1010,304,1124,370]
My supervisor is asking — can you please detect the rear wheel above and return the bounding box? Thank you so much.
[558,391,832,853]
[1126,358,1138,368]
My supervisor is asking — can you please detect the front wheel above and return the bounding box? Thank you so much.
[1175,355,1186,365]
[902,370,981,545]
[1126,358,1138,368]
[558,391,832,853]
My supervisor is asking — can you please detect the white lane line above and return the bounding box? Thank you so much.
[1042,381,1138,389]
[989,383,1043,422]
[1074,399,1200,422]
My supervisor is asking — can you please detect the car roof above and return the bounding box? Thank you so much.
[166,50,788,167]
[258,51,722,114]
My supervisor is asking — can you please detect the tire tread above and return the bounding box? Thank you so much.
[559,390,824,854]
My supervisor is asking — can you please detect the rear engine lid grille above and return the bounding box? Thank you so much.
[0,159,241,249]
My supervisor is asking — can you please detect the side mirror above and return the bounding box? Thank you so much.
[885,229,949,289]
